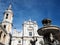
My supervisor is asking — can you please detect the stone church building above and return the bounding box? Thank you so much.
[0,4,13,45]
[11,19,44,45]
[0,4,44,45]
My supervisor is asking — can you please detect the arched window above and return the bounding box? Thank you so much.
[18,40,21,43]
[4,25,6,29]
[6,14,9,19]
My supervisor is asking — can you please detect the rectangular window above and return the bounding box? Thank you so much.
[29,32,32,36]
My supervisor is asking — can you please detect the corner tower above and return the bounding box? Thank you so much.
[2,4,13,33]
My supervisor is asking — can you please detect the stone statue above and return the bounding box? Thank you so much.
[43,33,55,45]
[30,38,37,45]
[50,33,55,43]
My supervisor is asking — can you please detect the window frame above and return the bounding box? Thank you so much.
[29,32,32,36]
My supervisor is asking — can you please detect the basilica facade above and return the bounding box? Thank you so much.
[11,19,44,45]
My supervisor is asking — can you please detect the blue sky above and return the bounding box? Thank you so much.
[0,0,60,31]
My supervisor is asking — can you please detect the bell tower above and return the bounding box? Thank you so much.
[2,4,13,33]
